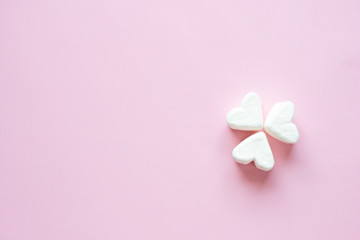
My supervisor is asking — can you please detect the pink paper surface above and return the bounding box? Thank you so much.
[1,0,360,239]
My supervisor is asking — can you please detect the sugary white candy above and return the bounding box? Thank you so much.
[232,132,274,171]
[264,101,299,144]
[226,92,263,131]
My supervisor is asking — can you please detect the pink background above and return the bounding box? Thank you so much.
[1,0,360,239]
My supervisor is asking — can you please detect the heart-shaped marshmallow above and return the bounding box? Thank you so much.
[226,92,263,131]
[264,101,299,144]
[232,132,274,171]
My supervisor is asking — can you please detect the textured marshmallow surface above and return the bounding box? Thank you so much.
[232,132,274,171]
[226,92,263,131]
[264,101,299,144]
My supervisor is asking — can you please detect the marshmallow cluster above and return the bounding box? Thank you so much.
[227,92,299,171]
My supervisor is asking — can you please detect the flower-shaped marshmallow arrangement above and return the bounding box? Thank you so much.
[226,92,299,171]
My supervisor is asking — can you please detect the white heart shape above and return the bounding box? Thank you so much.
[226,92,263,131]
[264,101,299,144]
[232,132,274,171]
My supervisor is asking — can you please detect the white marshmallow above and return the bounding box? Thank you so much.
[232,132,274,171]
[226,92,263,131]
[264,101,299,144]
